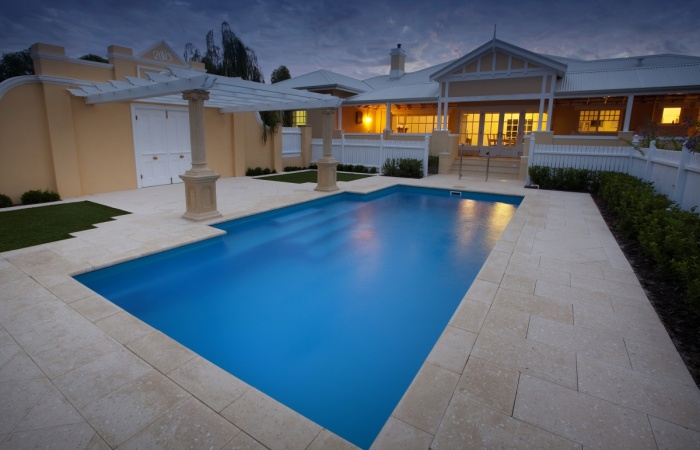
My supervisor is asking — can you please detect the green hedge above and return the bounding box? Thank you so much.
[381,158,424,179]
[594,172,699,307]
[245,167,277,176]
[21,189,60,205]
[528,166,600,192]
[528,166,700,307]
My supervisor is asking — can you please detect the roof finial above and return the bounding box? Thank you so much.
[493,24,497,41]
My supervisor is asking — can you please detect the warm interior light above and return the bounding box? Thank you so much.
[661,107,682,124]
[363,115,372,125]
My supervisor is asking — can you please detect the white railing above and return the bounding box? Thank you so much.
[312,134,431,177]
[529,137,700,212]
[281,127,302,157]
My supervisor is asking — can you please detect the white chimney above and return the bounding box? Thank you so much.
[389,44,406,80]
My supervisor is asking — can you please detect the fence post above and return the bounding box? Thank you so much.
[379,134,386,171]
[627,134,639,175]
[526,134,536,185]
[644,140,657,182]
[672,145,692,207]
[423,134,430,178]
[340,133,346,165]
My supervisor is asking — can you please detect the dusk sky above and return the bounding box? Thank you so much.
[1,0,698,81]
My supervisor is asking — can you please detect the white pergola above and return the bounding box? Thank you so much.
[69,67,342,220]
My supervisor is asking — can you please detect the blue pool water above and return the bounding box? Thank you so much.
[75,186,521,448]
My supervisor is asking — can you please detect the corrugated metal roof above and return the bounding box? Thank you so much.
[274,69,371,94]
[343,83,440,104]
[558,62,700,94]
[282,45,700,105]
[363,60,454,89]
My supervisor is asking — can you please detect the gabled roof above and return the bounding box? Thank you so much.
[429,39,568,80]
[274,69,371,94]
[281,39,700,106]
[68,66,342,112]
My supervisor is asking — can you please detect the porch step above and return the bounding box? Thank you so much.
[450,157,521,175]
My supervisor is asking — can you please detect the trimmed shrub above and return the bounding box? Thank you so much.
[381,158,424,179]
[284,166,307,172]
[528,166,599,192]
[246,167,277,176]
[0,194,12,208]
[336,164,372,173]
[20,189,60,205]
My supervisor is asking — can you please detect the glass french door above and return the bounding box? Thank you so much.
[459,110,548,157]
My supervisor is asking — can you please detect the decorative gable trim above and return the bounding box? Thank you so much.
[136,40,189,67]
[430,39,567,82]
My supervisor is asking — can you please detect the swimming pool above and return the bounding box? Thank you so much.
[75,185,521,448]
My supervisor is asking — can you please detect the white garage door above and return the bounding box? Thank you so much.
[132,105,192,188]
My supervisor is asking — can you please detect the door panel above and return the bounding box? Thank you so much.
[133,107,192,187]
[166,110,191,183]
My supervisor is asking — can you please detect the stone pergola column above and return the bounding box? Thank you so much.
[315,107,339,192]
[180,89,222,221]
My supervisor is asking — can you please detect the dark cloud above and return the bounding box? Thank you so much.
[1,0,698,80]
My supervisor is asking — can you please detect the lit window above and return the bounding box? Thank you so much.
[292,110,307,127]
[578,110,620,133]
[524,112,548,134]
[661,107,681,124]
[393,115,437,133]
[459,113,480,146]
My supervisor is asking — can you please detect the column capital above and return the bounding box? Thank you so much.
[182,89,210,102]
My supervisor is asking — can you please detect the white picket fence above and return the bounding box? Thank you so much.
[311,134,431,177]
[529,139,700,211]
[281,127,302,157]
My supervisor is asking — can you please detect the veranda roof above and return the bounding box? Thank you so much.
[68,66,342,112]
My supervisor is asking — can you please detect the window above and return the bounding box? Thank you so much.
[578,110,620,133]
[292,110,307,127]
[459,113,480,145]
[661,107,681,124]
[524,112,548,135]
[393,115,437,134]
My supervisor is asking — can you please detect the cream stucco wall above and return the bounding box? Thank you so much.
[0,82,55,203]
[0,41,279,202]
[73,99,138,194]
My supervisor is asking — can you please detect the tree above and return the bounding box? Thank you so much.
[186,22,281,141]
[270,65,290,84]
[270,65,293,126]
[184,22,264,82]
[79,54,108,63]
[0,48,34,83]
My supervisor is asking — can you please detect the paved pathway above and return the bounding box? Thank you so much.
[1,174,698,449]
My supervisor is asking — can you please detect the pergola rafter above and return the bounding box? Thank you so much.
[68,66,342,112]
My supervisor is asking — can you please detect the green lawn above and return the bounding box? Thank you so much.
[0,201,130,252]
[259,170,372,184]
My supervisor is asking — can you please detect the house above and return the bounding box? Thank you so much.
[1,37,698,206]
[277,38,700,162]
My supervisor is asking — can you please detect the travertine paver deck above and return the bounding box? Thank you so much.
[1,173,699,449]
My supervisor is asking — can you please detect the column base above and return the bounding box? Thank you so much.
[315,158,339,192]
[180,171,222,221]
